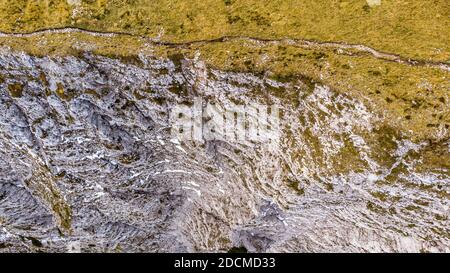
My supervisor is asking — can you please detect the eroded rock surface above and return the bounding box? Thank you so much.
[0,47,448,253]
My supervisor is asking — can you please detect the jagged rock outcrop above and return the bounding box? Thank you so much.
[0,47,448,252]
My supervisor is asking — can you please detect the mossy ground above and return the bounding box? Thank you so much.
[0,0,449,62]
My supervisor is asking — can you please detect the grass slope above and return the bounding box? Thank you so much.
[0,0,448,62]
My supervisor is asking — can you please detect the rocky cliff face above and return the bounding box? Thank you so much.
[0,45,448,252]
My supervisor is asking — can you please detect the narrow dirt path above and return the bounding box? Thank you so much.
[0,27,449,72]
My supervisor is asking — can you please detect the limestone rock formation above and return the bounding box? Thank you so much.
[0,1,448,253]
